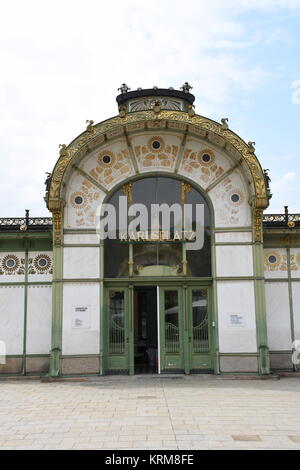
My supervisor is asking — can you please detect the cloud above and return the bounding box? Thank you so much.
[0,0,299,215]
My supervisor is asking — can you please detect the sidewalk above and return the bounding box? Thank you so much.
[0,375,299,450]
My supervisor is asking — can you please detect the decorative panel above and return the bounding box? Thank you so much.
[64,171,105,229]
[264,248,288,279]
[179,138,231,190]
[131,133,181,173]
[290,249,300,278]
[0,252,26,282]
[79,138,134,189]
[28,251,53,282]
[209,168,251,228]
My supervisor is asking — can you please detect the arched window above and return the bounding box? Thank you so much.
[104,176,211,278]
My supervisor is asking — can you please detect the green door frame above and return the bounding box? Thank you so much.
[187,286,213,372]
[104,279,213,375]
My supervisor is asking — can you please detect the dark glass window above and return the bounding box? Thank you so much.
[104,176,211,278]
[152,140,161,150]
[231,194,240,203]
[202,153,211,163]
[75,196,83,205]
[6,259,15,268]
[38,258,47,267]
[103,155,111,164]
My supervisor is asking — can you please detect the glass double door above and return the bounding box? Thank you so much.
[106,285,212,374]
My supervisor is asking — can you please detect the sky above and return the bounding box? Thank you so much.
[0,0,299,217]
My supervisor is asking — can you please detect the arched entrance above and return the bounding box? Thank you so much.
[103,175,213,374]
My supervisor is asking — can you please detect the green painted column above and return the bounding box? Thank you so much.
[253,242,270,375]
[99,241,105,375]
[22,238,29,375]
[128,285,134,375]
[211,232,220,374]
[183,285,190,375]
[49,244,63,376]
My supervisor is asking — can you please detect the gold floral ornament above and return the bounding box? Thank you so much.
[228,190,245,207]
[198,149,215,167]
[34,254,52,273]
[2,254,20,274]
[264,251,281,270]
[295,252,300,266]
[148,136,165,153]
[97,150,116,168]
[70,191,88,209]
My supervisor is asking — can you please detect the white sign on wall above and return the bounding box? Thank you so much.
[228,313,245,327]
[72,306,91,329]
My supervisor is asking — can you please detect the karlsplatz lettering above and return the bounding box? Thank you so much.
[119,230,196,242]
[97,197,205,251]
[105,455,139,467]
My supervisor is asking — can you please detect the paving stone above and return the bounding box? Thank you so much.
[1,376,300,450]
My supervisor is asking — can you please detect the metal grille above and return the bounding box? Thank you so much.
[165,323,180,353]
[193,316,209,353]
[192,289,209,354]
[0,217,52,231]
[263,213,300,228]
[109,291,125,354]
[109,318,125,354]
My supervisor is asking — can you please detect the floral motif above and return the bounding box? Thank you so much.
[33,254,52,273]
[0,254,53,275]
[181,147,224,185]
[1,254,21,274]
[134,136,178,170]
[70,191,88,209]
[264,251,287,271]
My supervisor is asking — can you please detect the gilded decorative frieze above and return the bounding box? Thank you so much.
[47,110,268,213]
[253,208,263,243]
[0,254,52,275]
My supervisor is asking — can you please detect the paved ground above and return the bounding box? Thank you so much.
[0,375,300,450]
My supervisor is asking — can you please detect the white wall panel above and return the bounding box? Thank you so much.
[0,286,24,354]
[217,281,257,353]
[62,283,100,355]
[216,245,254,277]
[215,232,252,243]
[63,247,99,279]
[64,234,99,245]
[292,282,300,344]
[266,282,291,350]
[26,286,52,354]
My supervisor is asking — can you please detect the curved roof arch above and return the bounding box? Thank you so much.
[46,110,269,212]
